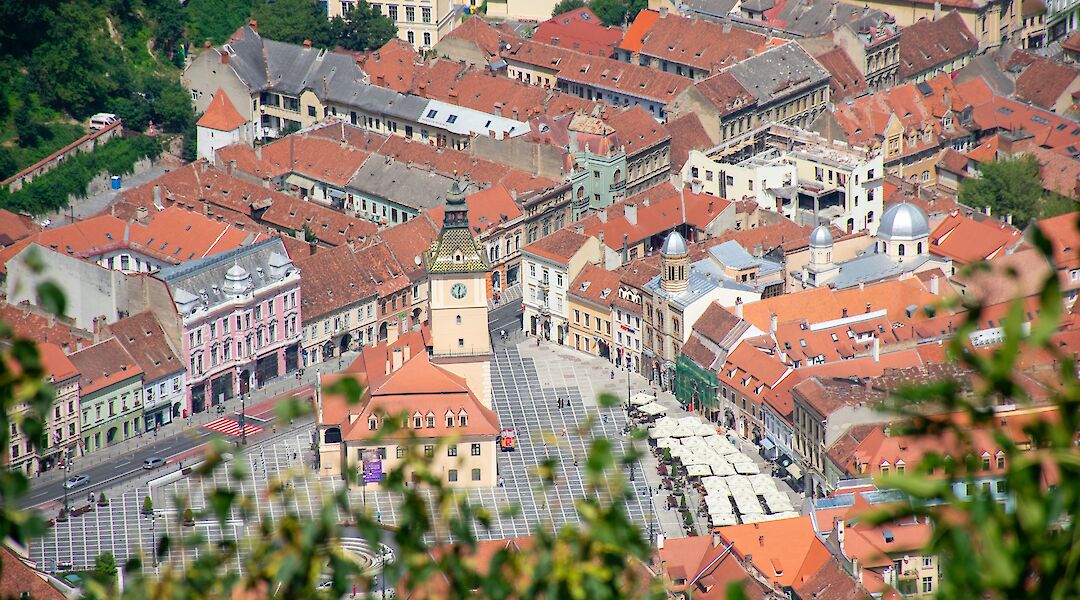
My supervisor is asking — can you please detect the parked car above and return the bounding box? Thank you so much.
[88,113,118,131]
[142,457,166,470]
[63,475,90,489]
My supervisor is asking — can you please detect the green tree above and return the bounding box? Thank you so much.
[958,155,1074,227]
[552,0,587,16]
[869,226,1080,600]
[14,100,50,148]
[589,0,647,26]
[94,551,118,586]
[327,2,397,51]
[252,0,332,47]
[186,0,255,45]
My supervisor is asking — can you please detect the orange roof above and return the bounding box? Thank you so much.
[717,344,790,404]
[533,7,622,57]
[427,184,522,236]
[740,279,941,332]
[38,342,78,382]
[568,263,623,307]
[197,89,247,131]
[579,189,732,251]
[1035,211,1080,270]
[619,9,659,53]
[523,227,594,264]
[929,211,1022,264]
[717,516,833,589]
[0,209,35,247]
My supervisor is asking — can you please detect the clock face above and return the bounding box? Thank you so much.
[451,283,467,299]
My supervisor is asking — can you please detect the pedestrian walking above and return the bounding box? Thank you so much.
[543,442,549,456]
[610,370,615,380]
[537,336,541,347]
[558,398,564,409]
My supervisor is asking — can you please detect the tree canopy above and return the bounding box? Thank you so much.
[589,0,647,26]
[552,0,587,17]
[958,155,1076,227]
[252,0,397,51]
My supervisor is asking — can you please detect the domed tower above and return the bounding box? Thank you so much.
[809,225,834,267]
[660,230,690,294]
[223,264,251,298]
[876,203,929,261]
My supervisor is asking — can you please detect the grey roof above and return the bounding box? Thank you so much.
[221,27,430,124]
[157,238,297,315]
[661,230,689,256]
[347,157,456,210]
[418,99,529,138]
[709,240,759,270]
[877,203,929,241]
[681,0,740,18]
[705,242,783,290]
[741,0,775,12]
[953,54,1015,96]
[726,43,830,105]
[828,252,932,289]
[644,256,755,310]
[224,26,368,99]
[809,225,833,247]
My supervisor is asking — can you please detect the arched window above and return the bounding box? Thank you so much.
[898,243,906,257]
[867,210,874,224]
[455,315,462,325]
[368,416,378,430]
[917,242,924,254]
[324,427,342,444]
[613,169,623,183]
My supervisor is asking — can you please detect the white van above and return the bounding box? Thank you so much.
[89,113,119,131]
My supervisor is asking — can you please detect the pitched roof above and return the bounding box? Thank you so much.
[630,12,772,74]
[1006,50,1080,111]
[38,342,79,382]
[439,15,518,61]
[523,227,594,264]
[813,46,868,101]
[69,338,143,395]
[108,311,183,382]
[579,189,732,250]
[928,211,1022,264]
[427,184,522,237]
[373,212,439,276]
[0,208,36,247]
[0,304,91,353]
[949,247,1052,305]
[955,76,1080,159]
[692,301,748,346]
[0,546,66,600]
[665,113,715,170]
[1034,211,1080,270]
[689,71,756,116]
[197,88,247,131]
[725,42,831,105]
[1025,147,1080,199]
[898,12,977,80]
[618,8,660,53]
[568,263,623,307]
[295,244,378,320]
[740,279,940,331]
[604,105,671,157]
[533,7,622,57]
[357,38,423,93]
[717,516,833,589]
[790,557,868,600]
[218,133,373,186]
[1063,30,1080,54]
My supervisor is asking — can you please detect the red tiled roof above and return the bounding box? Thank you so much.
[1025,147,1080,198]
[813,47,868,101]
[38,342,79,382]
[0,304,91,353]
[929,211,1022,264]
[717,516,833,590]
[0,209,35,247]
[197,88,247,131]
[218,134,372,187]
[832,73,969,150]
[358,39,423,93]
[898,12,977,80]
[1064,30,1080,54]
[68,338,143,396]
[522,227,594,264]
[427,184,522,236]
[791,557,868,600]
[568,263,622,307]
[503,41,691,104]
[629,12,772,74]
[372,212,439,275]
[688,71,756,116]
[665,112,714,170]
[579,188,732,250]
[533,7,622,57]
[0,547,66,600]
[108,311,183,382]
[955,77,1080,159]
[618,9,659,53]
[1007,50,1080,111]
[296,244,379,320]
[604,105,671,156]
[1035,211,1080,270]
[440,15,520,61]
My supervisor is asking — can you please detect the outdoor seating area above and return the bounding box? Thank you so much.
[645,413,800,534]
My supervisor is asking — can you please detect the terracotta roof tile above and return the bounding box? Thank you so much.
[689,71,756,117]
[69,338,143,396]
[628,12,771,74]
[929,211,1022,264]
[1007,50,1080,111]
[108,311,183,382]
[580,188,731,250]
[197,88,247,131]
[955,77,1080,160]
[1063,30,1080,54]
[618,9,659,53]
[0,547,66,600]
[0,208,36,247]
[523,227,594,264]
[357,39,424,93]
[898,12,977,80]
[813,47,868,101]
[717,516,833,589]
[427,184,522,236]
[568,263,622,307]
[603,105,671,156]
[534,8,622,57]
[791,557,868,600]
[0,304,91,353]
[1035,211,1080,269]
[38,341,79,382]
[664,112,714,170]
[440,16,520,61]
[295,244,378,320]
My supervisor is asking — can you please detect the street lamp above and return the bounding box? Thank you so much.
[60,449,72,521]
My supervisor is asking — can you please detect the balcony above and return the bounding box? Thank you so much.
[609,179,626,192]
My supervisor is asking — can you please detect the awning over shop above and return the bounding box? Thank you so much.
[758,437,776,451]
[785,463,803,480]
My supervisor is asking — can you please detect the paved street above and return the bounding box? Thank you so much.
[488,287,523,337]
[30,341,661,574]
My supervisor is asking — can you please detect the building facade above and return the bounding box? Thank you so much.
[69,339,145,453]
[157,239,302,415]
[7,344,81,474]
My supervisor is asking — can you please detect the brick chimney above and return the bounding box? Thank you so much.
[392,347,404,371]
[249,20,258,32]
[303,39,313,48]
[220,51,229,65]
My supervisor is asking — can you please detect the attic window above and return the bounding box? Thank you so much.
[447,115,458,124]
[458,411,468,427]
[882,530,895,543]
[426,109,438,118]
[413,414,422,429]
[368,416,378,430]
[580,281,591,292]
[426,414,435,428]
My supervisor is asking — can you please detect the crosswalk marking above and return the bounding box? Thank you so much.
[203,417,263,438]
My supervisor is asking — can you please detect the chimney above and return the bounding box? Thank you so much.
[249,20,258,32]
[659,6,669,16]
[255,144,263,161]
[930,274,940,295]
[135,205,149,223]
[690,179,704,194]
[221,51,229,65]
[872,336,880,362]
[735,298,744,318]
[303,39,313,48]
[625,203,638,225]
[770,313,778,335]
[1006,213,1013,225]
[153,185,163,208]
[392,347,404,371]
[933,0,941,18]
[228,159,237,175]
[598,208,608,223]
[385,358,391,375]
[403,344,411,363]
[835,518,846,550]
[575,224,585,234]
[758,535,765,547]
[984,205,992,216]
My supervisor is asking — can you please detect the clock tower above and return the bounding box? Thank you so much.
[425,181,493,407]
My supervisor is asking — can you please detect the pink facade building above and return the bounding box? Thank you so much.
[157,238,302,414]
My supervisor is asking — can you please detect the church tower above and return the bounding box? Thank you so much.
[425,181,493,407]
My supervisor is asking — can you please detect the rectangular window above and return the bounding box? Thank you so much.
[471,468,481,481]
[448,445,458,457]
[405,6,414,21]
[396,446,406,458]
[471,443,481,456]
[448,469,458,482]
[422,6,431,22]
[424,445,434,457]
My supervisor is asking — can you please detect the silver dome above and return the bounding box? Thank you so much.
[809,225,833,248]
[661,230,688,256]
[877,203,929,241]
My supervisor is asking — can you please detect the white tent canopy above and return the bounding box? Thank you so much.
[638,402,668,416]
[630,393,656,406]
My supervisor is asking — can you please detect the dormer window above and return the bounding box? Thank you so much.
[446,411,455,428]
[996,451,1005,469]
[880,461,890,475]
[458,411,468,427]
[368,416,378,430]
[426,414,435,428]
[413,413,423,429]
[981,452,991,470]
